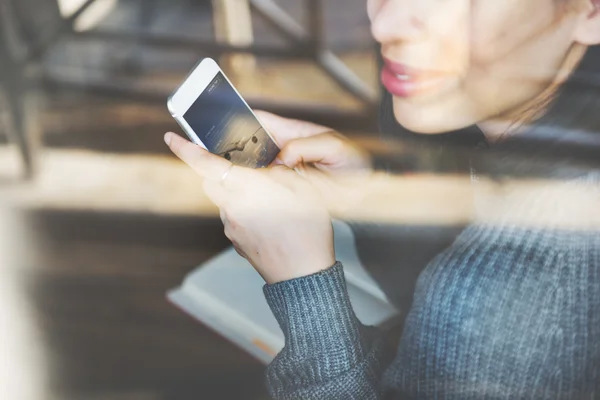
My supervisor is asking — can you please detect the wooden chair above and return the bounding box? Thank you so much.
[0,0,60,179]
[0,0,376,180]
[0,0,104,179]
[0,0,252,179]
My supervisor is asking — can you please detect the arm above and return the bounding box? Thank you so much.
[263,262,393,400]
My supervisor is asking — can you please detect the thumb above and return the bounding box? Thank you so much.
[254,110,331,147]
[276,134,342,169]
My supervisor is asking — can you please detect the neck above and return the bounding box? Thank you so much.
[478,43,588,143]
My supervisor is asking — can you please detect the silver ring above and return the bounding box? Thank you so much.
[221,165,233,183]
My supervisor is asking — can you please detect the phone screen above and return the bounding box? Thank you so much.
[183,72,279,168]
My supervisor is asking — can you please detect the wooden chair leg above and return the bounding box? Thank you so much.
[0,2,41,180]
[211,0,256,84]
[4,76,41,180]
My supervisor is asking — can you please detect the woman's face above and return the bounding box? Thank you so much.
[368,0,593,133]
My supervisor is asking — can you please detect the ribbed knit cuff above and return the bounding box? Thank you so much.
[263,262,366,360]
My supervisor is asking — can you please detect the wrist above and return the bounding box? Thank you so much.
[263,262,367,359]
[263,254,336,284]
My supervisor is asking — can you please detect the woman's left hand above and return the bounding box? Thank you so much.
[165,132,335,284]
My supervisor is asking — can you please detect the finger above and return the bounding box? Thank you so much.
[276,133,342,169]
[203,179,231,208]
[267,165,313,194]
[165,132,232,181]
[233,244,248,260]
[265,165,296,187]
[253,110,331,147]
[219,209,228,225]
[222,223,245,258]
[269,157,284,166]
[222,223,246,258]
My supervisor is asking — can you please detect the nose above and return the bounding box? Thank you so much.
[370,0,427,44]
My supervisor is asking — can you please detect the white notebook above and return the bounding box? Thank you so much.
[168,220,399,364]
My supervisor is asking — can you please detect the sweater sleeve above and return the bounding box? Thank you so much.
[262,262,393,400]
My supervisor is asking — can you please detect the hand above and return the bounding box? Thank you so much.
[255,111,376,214]
[254,111,372,173]
[164,132,335,284]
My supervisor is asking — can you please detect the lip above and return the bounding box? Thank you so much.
[381,57,454,98]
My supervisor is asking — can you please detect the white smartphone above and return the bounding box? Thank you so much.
[167,58,279,168]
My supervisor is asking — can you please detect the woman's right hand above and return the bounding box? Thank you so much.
[255,111,376,214]
[254,111,372,173]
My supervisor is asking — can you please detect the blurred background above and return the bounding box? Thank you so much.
[0,0,379,399]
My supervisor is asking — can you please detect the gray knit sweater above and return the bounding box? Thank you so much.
[263,182,600,399]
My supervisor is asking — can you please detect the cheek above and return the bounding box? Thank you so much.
[469,0,558,64]
[431,1,471,73]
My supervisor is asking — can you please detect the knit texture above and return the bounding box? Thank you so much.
[263,225,600,399]
[384,224,600,399]
[263,262,392,400]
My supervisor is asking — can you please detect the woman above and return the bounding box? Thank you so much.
[164,0,600,398]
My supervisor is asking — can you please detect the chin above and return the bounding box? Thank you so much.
[392,97,476,134]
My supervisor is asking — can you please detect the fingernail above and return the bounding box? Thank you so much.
[164,132,172,146]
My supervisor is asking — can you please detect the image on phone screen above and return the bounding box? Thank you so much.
[183,72,280,168]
